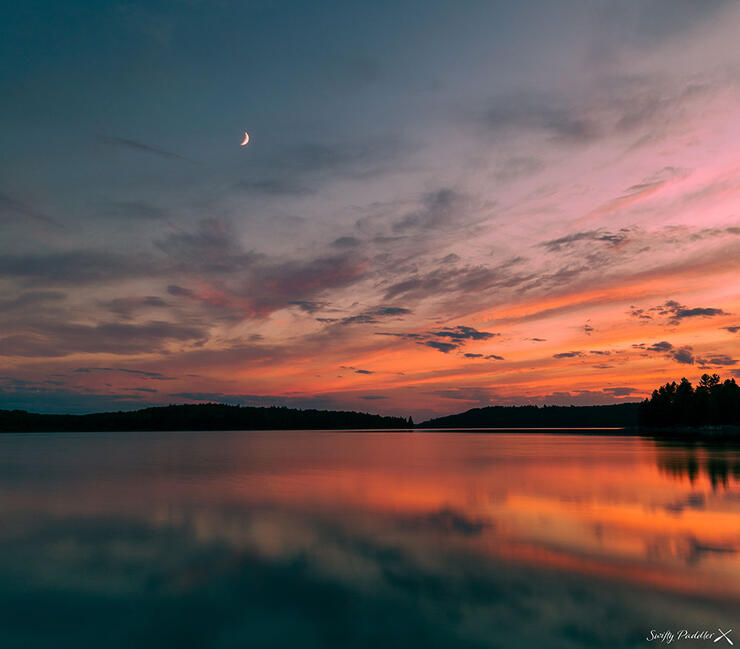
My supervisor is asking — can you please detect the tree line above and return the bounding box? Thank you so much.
[638,374,740,428]
[0,403,411,432]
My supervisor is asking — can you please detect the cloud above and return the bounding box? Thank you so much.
[428,326,498,342]
[0,320,206,358]
[723,326,740,333]
[288,301,327,314]
[238,139,403,196]
[553,351,584,358]
[102,200,167,220]
[102,296,168,318]
[157,218,368,318]
[419,341,458,354]
[358,395,387,400]
[481,99,600,144]
[0,383,160,414]
[464,353,504,361]
[697,354,738,367]
[602,387,637,396]
[354,369,374,375]
[0,291,66,312]
[392,189,463,233]
[0,191,62,228]
[333,306,411,326]
[639,340,695,365]
[381,325,499,354]
[403,507,491,537]
[331,236,360,248]
[539,229,630,253]
[671,346,695,365]
[0,251,152,286]
[634,300,731,325]
[73,367,177,380]
[100,135,195,162]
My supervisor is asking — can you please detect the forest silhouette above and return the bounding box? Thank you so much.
[1,374,738,433]
[638,374,740,428]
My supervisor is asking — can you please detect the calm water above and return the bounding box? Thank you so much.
[0,431,738,649]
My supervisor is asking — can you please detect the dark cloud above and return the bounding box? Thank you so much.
[0,251,152,286]
[553,351,584,358]
[73,367,176,380]
[481,99,600,144]
[671,346,695,365]
[0,380,160,413]
[429,387,496,404]
[158,219,368,318]
[334,306,411,326]
[100,135,195,163]
[602,387,637,396]
[238,139,402,196]
[381,258,532,302]
[380,325,498,354]
[419,341,458,354]
[155,217,257,274]
[723,326,740,333]
[354,369,374,375]
[464,353,483,358]
[539,229,630,253]
[429,326,498,342]
[0,291,66,312]
[629,306,652,320]
[103,296,168,318]
[697,354,738,367]
[289,301,327,314]
[167,285,196,298]
[331,236,360,248]
[484,354,505,360]
[358,395,388,400]
[636,300,730,325]
[392,189,463,233]
[0,320,206,357]
[102,200,167,220]
[583,323,594,335]
[403,507,491,537]
[0,191,62,228]
[642,341,695,365]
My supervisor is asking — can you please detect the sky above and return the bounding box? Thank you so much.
[1,0,739,419]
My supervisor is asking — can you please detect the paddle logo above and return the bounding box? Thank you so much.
[715,629,733,645]
[647,629,733,645]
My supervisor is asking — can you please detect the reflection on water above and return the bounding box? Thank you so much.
[0,431,737,648]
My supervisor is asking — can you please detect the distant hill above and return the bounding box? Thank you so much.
[0,403,410,432]
[419,403,640,428]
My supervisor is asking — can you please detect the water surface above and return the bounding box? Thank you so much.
[0,431,738,648]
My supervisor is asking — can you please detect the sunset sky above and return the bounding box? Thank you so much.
[1,1,739,419]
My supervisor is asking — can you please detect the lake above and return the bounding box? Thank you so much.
[0,430,738,648]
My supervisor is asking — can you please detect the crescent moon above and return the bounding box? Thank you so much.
[240,131,250,146]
